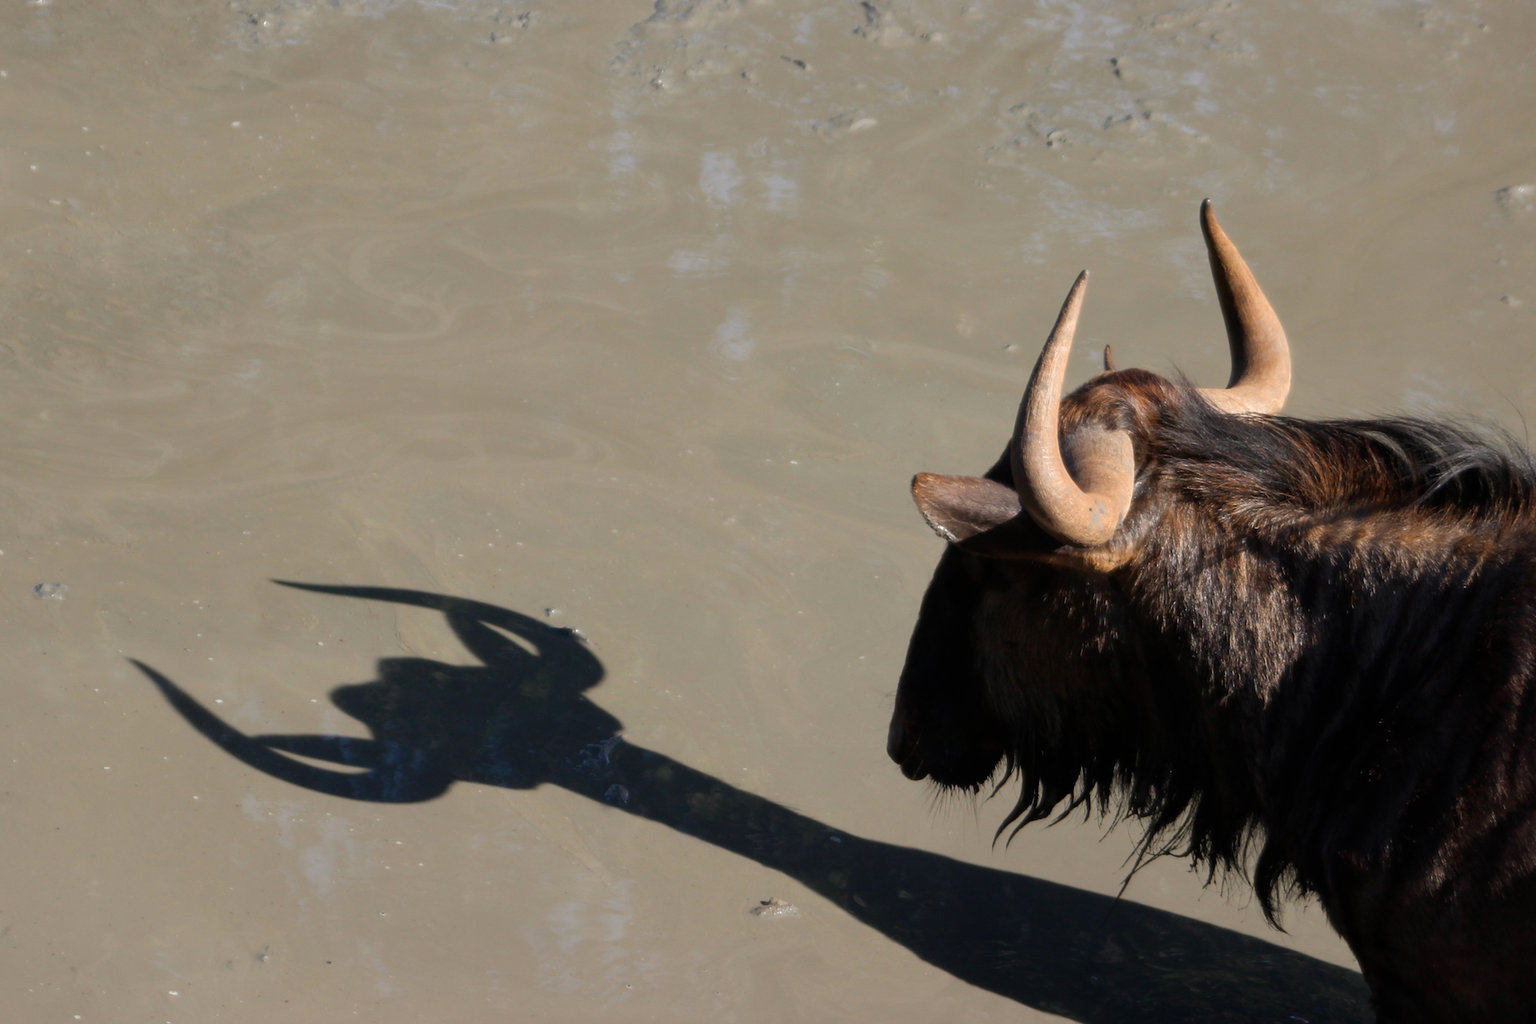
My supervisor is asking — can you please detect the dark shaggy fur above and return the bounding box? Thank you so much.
[891,371,1536,1023]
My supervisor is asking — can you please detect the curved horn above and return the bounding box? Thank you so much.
[1197,199,1290,415]
[1011,272,1136,547]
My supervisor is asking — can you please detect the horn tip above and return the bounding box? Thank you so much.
[1199,198,1228,245]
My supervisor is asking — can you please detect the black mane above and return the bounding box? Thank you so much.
[1157,390,1536,520]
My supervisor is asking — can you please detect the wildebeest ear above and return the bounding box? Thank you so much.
[912,473,1023,543]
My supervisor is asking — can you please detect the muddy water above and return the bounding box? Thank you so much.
[2,1,1533,1020]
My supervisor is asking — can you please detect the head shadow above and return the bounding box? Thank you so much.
[135,581,1370,1023]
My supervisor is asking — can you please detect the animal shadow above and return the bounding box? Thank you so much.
[134,582,1370,1024]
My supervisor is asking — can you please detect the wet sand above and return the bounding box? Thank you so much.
[1,1,1532,1020]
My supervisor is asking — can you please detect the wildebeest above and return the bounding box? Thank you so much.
[888,201,1536,1023]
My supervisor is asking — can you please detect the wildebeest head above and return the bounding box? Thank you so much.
[888,201,1293,844]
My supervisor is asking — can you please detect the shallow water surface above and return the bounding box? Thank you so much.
[1,1,1533,1021]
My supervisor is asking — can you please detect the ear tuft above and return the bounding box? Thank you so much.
[912,473,1023,543]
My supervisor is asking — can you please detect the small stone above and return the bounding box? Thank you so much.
[32,582,66,600]
[750,896,800,919]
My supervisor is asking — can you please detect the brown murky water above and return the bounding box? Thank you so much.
[3,1,1533,1021]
